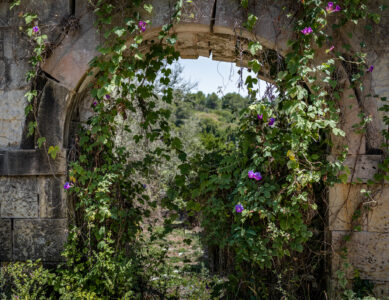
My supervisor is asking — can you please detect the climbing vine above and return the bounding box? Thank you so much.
[2,0,388,299]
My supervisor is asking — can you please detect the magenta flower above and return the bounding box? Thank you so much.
[301,27,313,35]
[32,26,39,33]
[63,182,73,190]
[235,204,244,213]
[326,2,340,12]
[138,21,147,32]
[367,65,374,72]
[93,101,97,106]
[249,170,262,181]
[328,45,335,52]
[268,118,275,126]
[253,172,262,181]
[257,114,263,120]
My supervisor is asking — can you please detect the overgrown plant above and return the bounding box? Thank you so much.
[2,0,388,299]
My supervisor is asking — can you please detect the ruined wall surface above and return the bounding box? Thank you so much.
[327,3,389,296]
[0,0,70,263]
[0,0,388,297]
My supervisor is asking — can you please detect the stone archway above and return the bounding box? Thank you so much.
[0,0,388,296]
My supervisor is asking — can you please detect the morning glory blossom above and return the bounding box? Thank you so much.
[248,170,255,179]
[235,204,244,213]
[367,65,374,72]
[301,27,313,35]
[257,114,263,120]
[32,26,39,33]
[326,2,340,12]
[105,94,111,99]
[253,172,262,181]
[63,182,73,190]
[138,21,147,32]
[268,118,275,126]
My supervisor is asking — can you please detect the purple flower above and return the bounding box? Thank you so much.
[93,101,97,106]
[326,2,340,12]
[248,170,255,179]
[367,65,374,72]
[138,21,147,32]
[63,182,73,190]
[257,114,263,120]
[32,26,39,33]
[105,94,111,99]
[268,117,275,126]
[143,184,147,189]
[253,172,262,181]
[235,204,244,213]
[301,27,313,35]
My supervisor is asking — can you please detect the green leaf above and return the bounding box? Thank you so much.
[24,14,37,24]
[245,14,258,31]
[248,41,262,55]
[10,0,21,10]
[248,59,261,73]
[48,145,60,160]
[37,137,46,149]
[113,27,126,37]
[339,173,348,183]
[144,4,153,13]
[134,53,143,60]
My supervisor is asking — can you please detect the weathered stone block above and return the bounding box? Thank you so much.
[0,219,11,261]
[37,80,69,147]
[149,0,213,29]
[214,0,291,54]
[13,219,67,261]
[42,12,99,91]
[332,231,389,281]
[38,176,66,219]
[0,176,38,218]
[0,89,28,120]
[8,61,30,89]
[329,183,389,232]
[0,118,24,148]
[3,29,30,61]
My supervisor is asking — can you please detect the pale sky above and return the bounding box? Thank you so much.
[177,56,266,96]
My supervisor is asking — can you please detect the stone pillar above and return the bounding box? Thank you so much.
[0,0,71,263]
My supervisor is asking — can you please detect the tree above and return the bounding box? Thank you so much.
[205,93,220,110]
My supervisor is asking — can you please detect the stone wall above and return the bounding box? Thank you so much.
[0,0,70,263]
